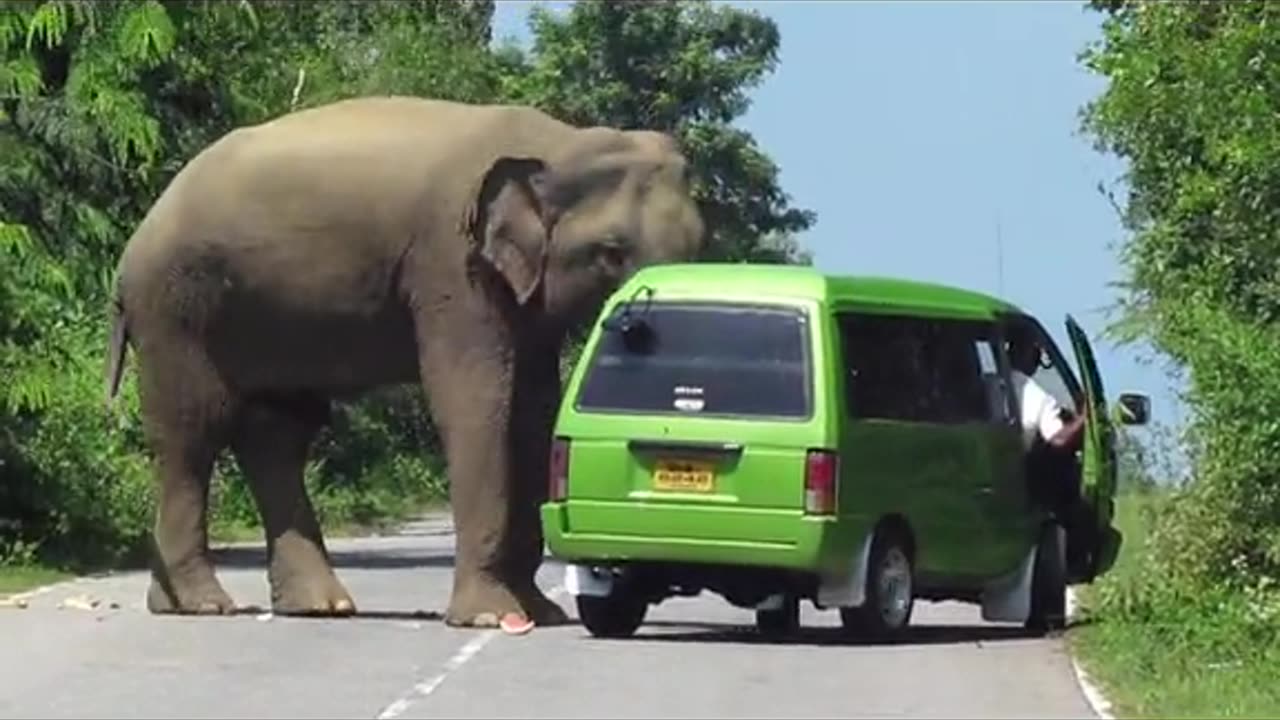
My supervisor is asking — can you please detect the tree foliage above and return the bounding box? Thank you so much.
[0,0,813,568]
[1080,0,1280,599]
[502,1,815,263]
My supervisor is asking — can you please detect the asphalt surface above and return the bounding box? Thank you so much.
[0,514,1098,719]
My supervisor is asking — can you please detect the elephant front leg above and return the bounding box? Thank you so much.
[444,451,527,629]
[230,397,355,616]
[506,343,569,626]
[440,430,527,626]
[420,334,529,628]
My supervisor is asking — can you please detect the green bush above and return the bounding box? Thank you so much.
[1080,0,1280,606]
[1138,306,1280,592]
[0,318,154,570]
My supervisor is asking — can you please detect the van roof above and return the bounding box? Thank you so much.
[616,263,1023,316]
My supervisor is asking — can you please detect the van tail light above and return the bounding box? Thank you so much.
[804,449,839,515]
[549,437,570,502]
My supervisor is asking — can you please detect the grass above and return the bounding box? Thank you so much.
[1069,491,1280,718]
[0,565,71,597]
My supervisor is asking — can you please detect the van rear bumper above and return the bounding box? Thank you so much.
[540,500,870,576]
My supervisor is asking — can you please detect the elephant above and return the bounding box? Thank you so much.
[102,95,706,627]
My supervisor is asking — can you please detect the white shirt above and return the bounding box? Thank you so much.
[1010,370,1066,450]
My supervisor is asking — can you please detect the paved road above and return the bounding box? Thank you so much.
[0,515,1097,719]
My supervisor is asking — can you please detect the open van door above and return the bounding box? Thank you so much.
[1064,315,1122,582]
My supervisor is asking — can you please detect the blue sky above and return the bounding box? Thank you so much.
[492,1,1187,451]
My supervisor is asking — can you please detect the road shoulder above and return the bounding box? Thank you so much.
[1066,588,1116,719]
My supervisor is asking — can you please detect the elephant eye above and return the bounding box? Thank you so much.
[597,241,626,267]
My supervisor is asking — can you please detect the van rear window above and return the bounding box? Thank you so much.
[576,302,811,418]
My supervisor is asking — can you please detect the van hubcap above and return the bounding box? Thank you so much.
[877,546,912,628]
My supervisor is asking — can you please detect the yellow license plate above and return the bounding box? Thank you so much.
[652,459,716,492]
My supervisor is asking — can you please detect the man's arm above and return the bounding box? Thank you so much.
[1030,381,1088,452]
[1045,399,1088,451]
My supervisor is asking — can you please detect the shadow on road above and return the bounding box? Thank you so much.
[211,546,455,570]
[611,620,1054,648]
[207,605,447,622]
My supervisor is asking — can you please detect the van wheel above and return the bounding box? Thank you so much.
[840,530,914,642]
[755,595,800,639]
[576,593,647,639]
[1026,525,1067,635]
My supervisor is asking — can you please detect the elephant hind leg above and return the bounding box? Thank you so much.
[230,392,355,617]
[138,344,237,615]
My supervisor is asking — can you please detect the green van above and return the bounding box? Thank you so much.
[540,263,1150,640]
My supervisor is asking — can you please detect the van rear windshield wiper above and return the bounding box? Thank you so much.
[601,285,656,353]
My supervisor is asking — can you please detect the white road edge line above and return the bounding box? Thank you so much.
[1065,588,1116,720]
[374,585,566,720]
[0,570,109,606]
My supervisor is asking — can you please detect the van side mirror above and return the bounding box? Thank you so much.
[1115,392,1151,426]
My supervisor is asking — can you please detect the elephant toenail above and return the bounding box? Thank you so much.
[473,612,499,627]
[500,613,535,635]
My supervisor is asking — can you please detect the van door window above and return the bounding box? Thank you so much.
[1005,321,1079,416]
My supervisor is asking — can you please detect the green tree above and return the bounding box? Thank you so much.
[498,0,815,264]
[1080,0,1280,591]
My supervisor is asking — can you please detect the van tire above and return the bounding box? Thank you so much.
[1026,524,1067,635]
[755,595,800,639]
[576,593,647,639]
[840,529,914,642]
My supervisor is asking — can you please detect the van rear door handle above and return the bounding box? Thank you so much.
[975,486,995,496]
[627,439,744,458]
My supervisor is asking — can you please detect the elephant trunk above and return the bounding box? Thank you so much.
[104,295,129,409]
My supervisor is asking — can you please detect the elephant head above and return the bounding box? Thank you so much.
[463,127,705,327]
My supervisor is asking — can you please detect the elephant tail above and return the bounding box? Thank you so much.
[104,294,130,408]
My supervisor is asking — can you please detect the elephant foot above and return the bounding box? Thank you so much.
[146,576,237,616]
[516,585,569,626]
[270,573,357,617]
[444,574,526,629]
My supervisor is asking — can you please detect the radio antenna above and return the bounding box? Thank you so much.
[995,215,1005,296]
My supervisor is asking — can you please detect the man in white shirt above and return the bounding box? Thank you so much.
[1007,326,1098,596]
[1007,327,1088,453]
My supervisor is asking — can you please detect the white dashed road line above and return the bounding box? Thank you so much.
[375,630,498,719]
[374,585,566,720]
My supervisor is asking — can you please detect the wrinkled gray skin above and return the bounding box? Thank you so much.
[104,96,705,626]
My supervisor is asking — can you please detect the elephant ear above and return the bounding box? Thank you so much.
[462,156,551,305]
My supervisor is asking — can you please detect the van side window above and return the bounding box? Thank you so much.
[838,312,1004,424]
[930,320,1002,424]
[837,312,934,422]
[975,340,998,375]
[973,337,1013,423]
